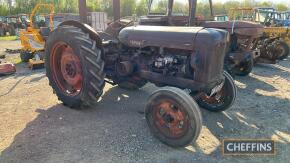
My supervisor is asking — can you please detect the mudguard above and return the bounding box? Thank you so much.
[59,20,103,49]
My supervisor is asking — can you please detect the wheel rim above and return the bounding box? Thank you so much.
[276,44,286,58]
[152,99,189,139]
[200,85,226,106]
[50,42,83,96]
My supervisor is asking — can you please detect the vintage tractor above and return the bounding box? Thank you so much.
[233,7,289,62]
[0,16,16,36]
[45,0,237,147]
[5,15,26,35]
[18,14,31,29]
[19,3,54,69]
[139,0,264,76]
[279,11,290,27]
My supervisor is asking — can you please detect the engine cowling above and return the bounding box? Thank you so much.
[118,25,229,87]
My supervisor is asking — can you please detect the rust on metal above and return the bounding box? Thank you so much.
[200,21,264,38]
[152,99,189,138]
[50,42,83,96]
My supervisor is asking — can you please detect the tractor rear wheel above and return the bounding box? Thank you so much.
[146,87,202,147]
[196,71,237,112]
[275,40,289,60]
[234,57,254,76]
[45,26,105,108]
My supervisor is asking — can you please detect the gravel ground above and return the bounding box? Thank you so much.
[0,40,289,163]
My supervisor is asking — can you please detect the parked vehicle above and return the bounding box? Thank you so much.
[45,0,237,147]
[234,7,290,61]
[19,3,54,69]
[139,0,264,76]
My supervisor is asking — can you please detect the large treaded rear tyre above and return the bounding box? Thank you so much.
[45,26,105,108]
[146,87,202,147]
[197,71,237,112]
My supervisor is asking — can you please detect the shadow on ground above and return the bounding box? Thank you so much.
[0,59,289,162]
[1,82,289,162]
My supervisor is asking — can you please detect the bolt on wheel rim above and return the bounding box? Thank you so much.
[201,85,226,105]
[152,99,189,138]
[51,42,83,96]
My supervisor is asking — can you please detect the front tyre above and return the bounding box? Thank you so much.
[45,26,105,108]
[275,40,289,60]
[197,71,237,112]
[146,87,202,147]
[234,57,254,76]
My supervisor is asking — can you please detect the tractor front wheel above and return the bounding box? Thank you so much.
[196,71,237,112]
[234,57,254,76]
[45,26,105,108]
[275,40,289,60]
[146,87,202,147]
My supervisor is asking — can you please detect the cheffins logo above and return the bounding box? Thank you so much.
[222,139,276,155]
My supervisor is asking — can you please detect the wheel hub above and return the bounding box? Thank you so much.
[50,42,83,96]
[60,50,82,87]
[154,101,188,138]
[201,84,225,104]
[276,44,285,58]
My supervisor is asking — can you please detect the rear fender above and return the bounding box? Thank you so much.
[59,20,104,59]
[59,20,103,49]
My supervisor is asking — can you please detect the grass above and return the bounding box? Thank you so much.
[9,56,22,65]
[0,36,18,41]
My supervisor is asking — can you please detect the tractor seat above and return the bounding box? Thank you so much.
[40,27,50,41]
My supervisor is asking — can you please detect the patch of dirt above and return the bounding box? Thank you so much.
[0,40,289,162]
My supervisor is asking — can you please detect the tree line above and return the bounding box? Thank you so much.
[0,0,289,19]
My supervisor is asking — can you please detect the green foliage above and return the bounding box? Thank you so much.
[121,0,136,16]
[276,3,288,11]
[0,36,17,41]
[0,0,289,18]
[0,4,9,16]
[135,0,147,16]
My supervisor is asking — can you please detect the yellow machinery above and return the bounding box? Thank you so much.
[263,27,290,45]
[19,4,54,69]
[253,8,290,46]
[229,7,289,60]
[229,8,289,46]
